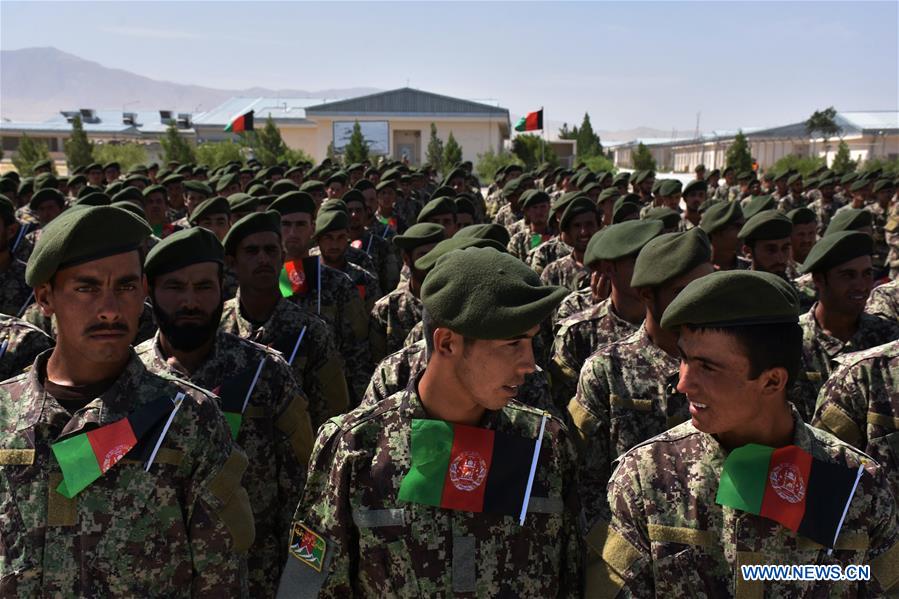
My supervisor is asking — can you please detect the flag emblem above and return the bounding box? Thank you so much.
[100,444,132,472]
[770,463,805,504]
[289,267,305,287]
[289,522,327,572]
[449,451,488,492]
[351,239,363,250]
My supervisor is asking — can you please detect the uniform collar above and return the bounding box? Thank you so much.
[806,302,878,358]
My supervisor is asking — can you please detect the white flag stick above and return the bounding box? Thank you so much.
[240,357,267,414]
[0,339,8,361]
[316,257,322,315]
[828,464,865,555]
[145,392,185,471]
[287,326,308,366]
[519,412,548,525]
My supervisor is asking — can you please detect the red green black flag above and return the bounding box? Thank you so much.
[213,358,266,439]
[51,397,174,498]
[716,444,865,548]
[398,418,547,519]
[225,110,254,133]
[279,260,309,297]
[514,109,544,132]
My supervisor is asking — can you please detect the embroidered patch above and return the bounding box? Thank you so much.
[289,522,327,572]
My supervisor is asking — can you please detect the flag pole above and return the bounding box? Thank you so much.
[145,392,186,471]
[541,107,545,166]
[287,326,308,366]
[519,411,549,525]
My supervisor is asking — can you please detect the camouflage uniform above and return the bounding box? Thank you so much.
[812,340,899,499]
[807,196,844,236]
[286,257,371,406]
[223,267,240,301]
[789,271,819,312]
[885,202,899,279]
[592,408,899,596]
[369,286,422,363]
[21,299,158,345]
[484,189,505,220]
[0,259,32,317]
[549,299,641,410]
[0,314,53,382]
[492,202,522,230]
[352,229,401,293]
[569,325,690,525]
[540,254,590,292]
[14,206,39,227]
[714,185,732,202]
[865,202,890,273]
[527,238,572,275]
[136,331,313,598]
[508,229,554,262]
[0,350,252,595]
[393,195,423,230]
[281,382,583,596]
[220,291,349,433]
[777,192,807,212]
[867,279,899,321]
[554,287,595,327]
[792,304,899,421]
[309,244,378,281]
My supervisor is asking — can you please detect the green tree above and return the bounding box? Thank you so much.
[575,112,603,158]
[326,141,338,165]
[195,140,245,169]
[512,134,558,170]
[93,142,148,172]
[631,142,656,171]
[64,115,94,171]
[830,140,857,175]
[860,157,899,177]
[442,131,463,175]
[769,154,826,178]
[578,154,617,174]
[12,134,52,176]
[244,116,290,166]
[475,149,525,184]
[426,123,444,174]
[725,131,753,173]
[343,121,370,164]
[160,122,195,164]
[806,106,842,156]
[558,122,578,140]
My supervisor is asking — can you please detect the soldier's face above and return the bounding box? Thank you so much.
[684,191,705,213]
[143,192,168,225]
[607,256,638,300]
[185,192,207,215]
[455,213,474,229]
[326,182,345,198]
[232,231,282,291]
[166,183,184,208]
[87,169,104,186]
[562,212,599,252]
[524,202,550,227]
[317,230,349,267]
[428,214,457,237]
[710,222,743,256]
[196,214,231,242]
[746,238,791,276]
[281,213,313,256]
[814,255,873,316]
[36,251,145,364]
[790,222,817,263]
[346,202,368,232]
[641,262,715,320]
[150,262,223,352]
[377,189,396,213]
[35,201,63,226]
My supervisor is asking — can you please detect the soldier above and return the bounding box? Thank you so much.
[866,277,899,321]
[278,246,582,596]
[694,163,706,181]
[570,228,713,526]
[507,190,553,261]
[706,168,721,198]
[733,170,760,202]
[369,223,445,362]
[738,210,793,279]
[540,197,599,291]
[788,207,819,268]
[15,187,67,262]
[778,173,808,212]
[700,200,746,271]
[806,176,843,236]
[140,184,178,238]
[790,232,899,421]
[344,186,401,292]
[550,220,660,409]
[640,179,681,218]
[0,205,253,595]
[715,166,736,201]
[228,192,261,224]
[596,188,619,227]
[867,179,894,279]
[741,193,777,219]
[680,179,707,230]
[220,211,349,431]
[373,180,408,234]
[632,170,655,204]
[416,195,459,237]
[189,195,231,242]
[453,194,477,229]
[173,180,214,228]
[590,270,899,596]
[525,192,582,275]
[0,313,53,381]
[162,173,187,221]
[300,180,327,209]
[493,175,535,230]
[0,195,31,317]
[136,227,313,597]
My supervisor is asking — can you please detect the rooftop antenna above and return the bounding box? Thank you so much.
[694,111,701,139]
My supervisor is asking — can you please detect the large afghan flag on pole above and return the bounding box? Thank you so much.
[225,110,254,133]
[398,417,547,520]
[514,109,544,132]
[716,444,865,548]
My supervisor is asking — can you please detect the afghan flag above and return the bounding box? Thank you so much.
[152,223,179,239]
[398,418,547,519]
[716,444,865,548]
[376,214,397,231]
[529,233,552,250]
[514,109,543,132]
[214,359,266,439]
[279,260,309,297]
[51,397,174,498]
[225,110,254,133]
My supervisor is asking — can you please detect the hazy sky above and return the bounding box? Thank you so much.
[2,1,897,132]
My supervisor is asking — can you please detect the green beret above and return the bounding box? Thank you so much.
[325,171,348,186]
[519,190,550,209]
[742,195,777,220]
[183,180,213,197]
[271,179,299,196]
[799,231,872,275]
[247,183,269,197]
[597,188,621,205]
[26,206,151,286]
[574,171,597,187]
[414,236,506,272]
[227,193,259,214]
[612,196,641,223]
[873,179,896,194]
[651,179,664,195]
[106,182,125,198]
[818,177,836,188]
[341,190,366,206]
[29,188,65,210]
[442,167,467,184]
[145,226,224,279]
[502,176,529,196]
[270,191,316,216]
[143,184,166,198]
[214,173,239,193]
[683,179,707,196]
[223,211,281,255]
[632,170,654,184]
[613,172,631,185]
[111,187,143,205]
[631,228,712,288]
[658,179,683,197]
[421,247,568,340]
[455,223,511,247]
[174,164,191,175]
[33,159,53,171]
[586,220,664,263]
[73,192,112,207]
[17,179,34,196]
[34,173,58,190]
[417,197,457,223]
[699,201,743,234]
[737,170,755,182]
[560,196,597,230]
[738,210,792,242]
[551,191,585,215]
[0,195,15,225]
[660,270,799,329]
[319,199,348,215]
[840,172,860,185]
[314,209,348,238]
[0,179,16,195]
[189,196,230,225]
[787,173,803,186]
[375,180,396,192]
[162,174,185,186]
[454,195,476,216]
[77,185,104,199]
[849,178,871,193]
[85,162,103,172]
[787,207,816,226]
[393,223,446,252]
[825,208,872,235]
[644,207,681,229]
[695,164,706,172]
[111,200,147,222]
[805,176,819,189]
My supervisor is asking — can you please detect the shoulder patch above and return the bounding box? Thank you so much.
[289,522,327,571]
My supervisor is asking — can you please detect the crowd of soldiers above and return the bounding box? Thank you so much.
[1,152,899,596]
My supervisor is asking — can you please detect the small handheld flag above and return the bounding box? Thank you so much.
[279,260,308,297]
[217,358,266,439]
[225,110,254,133]
[514,109,544,132]
[286,326,308,366]
[716,444,865,548]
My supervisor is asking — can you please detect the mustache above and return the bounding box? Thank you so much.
[172,308,210,319]
[84,322,130,334]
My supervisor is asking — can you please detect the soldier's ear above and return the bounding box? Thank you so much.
[34,282,55,317]
[759,366,789,397]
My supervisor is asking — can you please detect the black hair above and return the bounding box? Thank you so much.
[686,322,802,385]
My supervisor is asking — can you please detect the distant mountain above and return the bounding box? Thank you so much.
[0,47,380,121]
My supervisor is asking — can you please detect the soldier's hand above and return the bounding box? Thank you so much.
[591,271,611,302]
